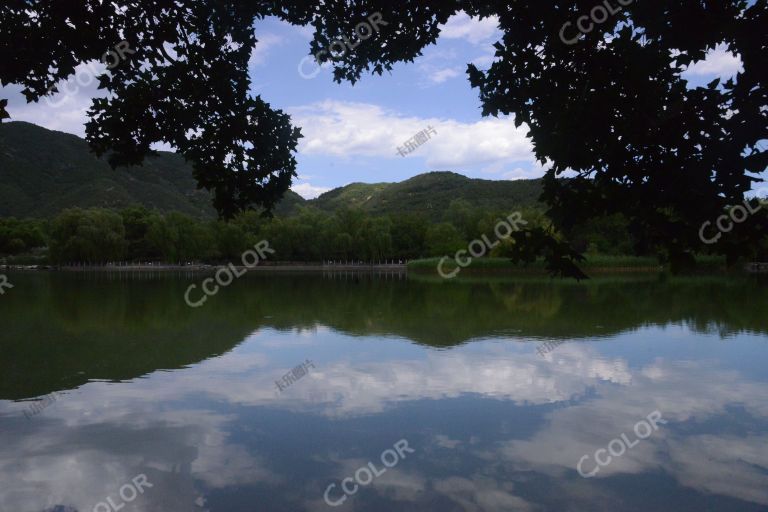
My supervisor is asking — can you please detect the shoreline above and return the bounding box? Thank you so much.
[3,264,408,272]
[4,261,765,275]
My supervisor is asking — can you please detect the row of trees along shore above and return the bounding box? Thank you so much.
[0,203,645,265]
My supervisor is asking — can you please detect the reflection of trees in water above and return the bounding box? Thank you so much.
[1,273,256,400]
[2,273,767,400]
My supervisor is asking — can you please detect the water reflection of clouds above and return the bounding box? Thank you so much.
[666,434,768,505]
[0,416,217,511]
[433,476,535,511]
[274,339,628,413]
[9,339,627,421]
[2,333,768,510]
[501,357,768,505]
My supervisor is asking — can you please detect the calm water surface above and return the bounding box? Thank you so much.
[1,272,768,511]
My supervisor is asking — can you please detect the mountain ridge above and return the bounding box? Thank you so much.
[0,121,543,219]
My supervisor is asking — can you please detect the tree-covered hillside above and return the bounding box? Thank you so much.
[0,121,217,218]
[0,122,544,220]
[312,172,543,221]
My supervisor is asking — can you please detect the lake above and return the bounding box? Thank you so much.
[2,272,768,511]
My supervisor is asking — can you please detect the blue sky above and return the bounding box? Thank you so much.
[2,13,744,198]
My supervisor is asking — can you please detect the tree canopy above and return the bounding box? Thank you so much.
[1,1,308,217]
[1,1,766,276]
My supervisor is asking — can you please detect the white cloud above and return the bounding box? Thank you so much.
[292,182,332,199]
[1,61,108,137]
[293,24,315,41]
[482,159,551,180]
[682,44,743,79]
[440,13,501,45]
[427,67,462,84]
[432,13,501,78]
[433,476,535,511]
[290,100,536,171]
[4,30,286,137]
[3,330,768,510]
[471,48,497,69]
[249,33,285,68]
[501,167,532,180]
[414,49,464,86]
[10,98,90,137]
[499,355,768,505]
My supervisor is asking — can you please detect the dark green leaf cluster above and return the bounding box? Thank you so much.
[2,1,766,276]
[1,1,305,218]
[16,204,555,264]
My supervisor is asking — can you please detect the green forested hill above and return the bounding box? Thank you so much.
[0,122,543,219]
[310,182,391,212]
[0,121,217,218]
[310,172,543,219]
